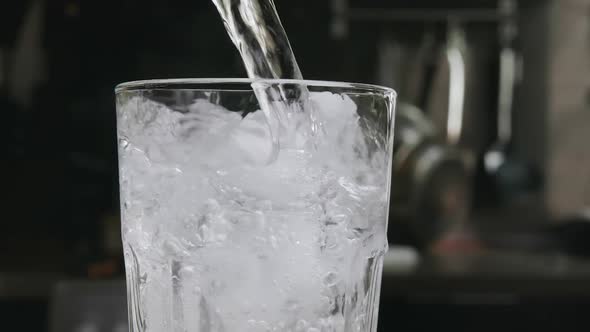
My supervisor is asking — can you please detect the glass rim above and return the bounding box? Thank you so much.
[115,78,396,96]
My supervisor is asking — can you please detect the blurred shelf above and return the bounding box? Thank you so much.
[0,272,64,299]
[383,250,590,298]
[347,8,503,22]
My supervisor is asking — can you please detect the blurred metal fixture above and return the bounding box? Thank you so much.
[390,103,471,247]
[485,0,518,174]
[382,20,474,248]
[483,0,539,202]
[445,22,467,146]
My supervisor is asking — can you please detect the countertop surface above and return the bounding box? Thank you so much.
[382,248,590,297]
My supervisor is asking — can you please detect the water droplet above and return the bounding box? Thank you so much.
[180,265,195,275]
[284,298,300,313]
[257,200,273,211]
[204,199,221,212]
[270,235,278,248]
[119,138,130,149]
[323,272,338,287]
[210,279,225,294]
[192,286,202,296]
[295,319,308,331]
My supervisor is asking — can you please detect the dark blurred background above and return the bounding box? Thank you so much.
[3,0,590,331]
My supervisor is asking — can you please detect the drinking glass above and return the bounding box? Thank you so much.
[115,79,396,332]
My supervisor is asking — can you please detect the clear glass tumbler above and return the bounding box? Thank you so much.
[115,79,396,332]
